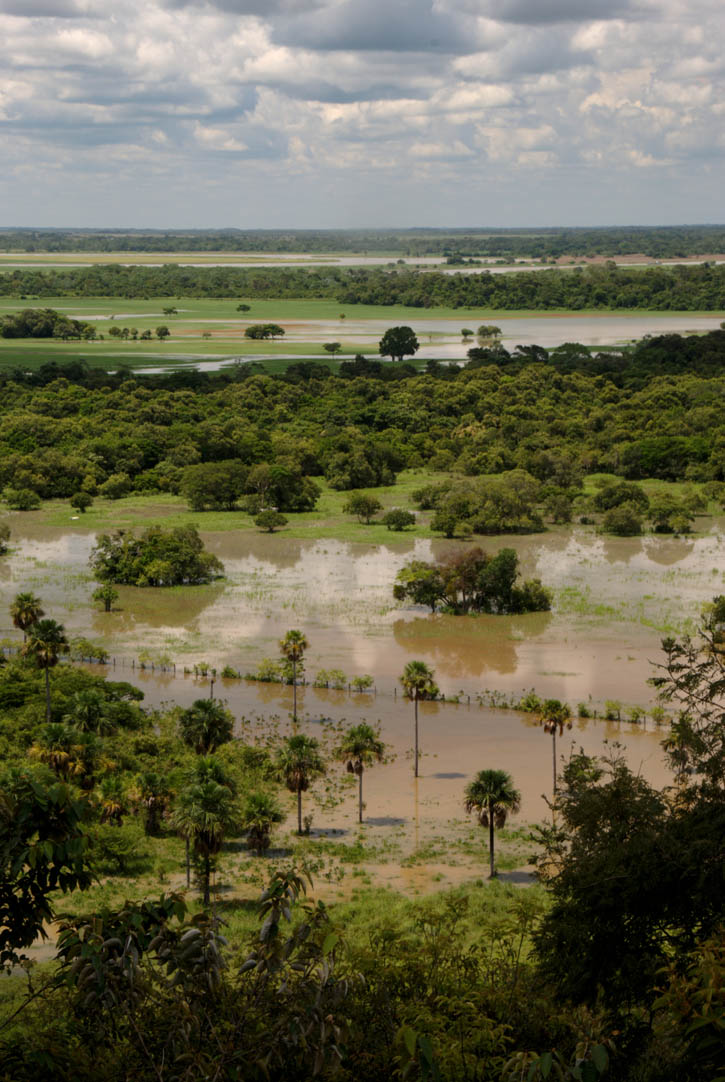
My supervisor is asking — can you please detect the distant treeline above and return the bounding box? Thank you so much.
[0,331,723,506]
[3,224,725,258]
[3,261,725,309]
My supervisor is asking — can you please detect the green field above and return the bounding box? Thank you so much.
[1,294,721,372]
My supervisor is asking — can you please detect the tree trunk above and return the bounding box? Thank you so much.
[414,696,419,778]
[203,852,210,905]
[297,788,302,834]
[292,660,297,724]
[552,729,557,794]
[489,799,496,878]
[185,837,191,887]
[44,667,51,723]
[358,770,363,824]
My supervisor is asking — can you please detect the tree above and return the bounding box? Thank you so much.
[4,487,41,511]
[400,661,438,778]
[0,766,93,969]
[92,584,118,613]
[178,699,234,755]
[255,509,288,533]
[323,342,341,357]
[536,699,572,793]
[601,502,643,536]
[337,723,386,823]
[244,323,284,340]
[172,757,238,904]
[464,769,521,878]
[276,733,325,834]
[23,618,70,722]
[10,592,44,642]
[130,770,171,836]
[280,629,308,723]
[90,526,224,586]
[240,791,284,854]
[70,491,93,514]
[181,461,247,512]
[0,522,10,554]
[155,325,170,340]
[379,326,419,362]
[342,492,382,524]
[383,509,416,531]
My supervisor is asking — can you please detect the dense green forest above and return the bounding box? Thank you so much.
[3,261,725,309]
[0,332,723,515]
[1,597,723,1081]
[3,224,725,258]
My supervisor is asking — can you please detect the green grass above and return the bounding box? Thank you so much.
[40,470,439,541]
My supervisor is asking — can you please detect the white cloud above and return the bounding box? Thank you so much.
[0,0,724,225]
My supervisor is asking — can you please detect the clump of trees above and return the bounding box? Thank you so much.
[0,307,95,340]
[416,472,545,537]
[244,323,285,339]
[394,547,552,615]
[90,526,224,586]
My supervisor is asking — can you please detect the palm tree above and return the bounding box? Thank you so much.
[400,660,438,778]
[23,618,69,722]
[537,699,572,793]
[63,688,110,734]
[10,592,44,643]
[178,698,234,754]
[337,723,386,823]
[276,733,325,834]
[131,770,171,836]
[172,756,238,905]
[240,791,284,855]
[279,629,308,723]
[464,769,521,878]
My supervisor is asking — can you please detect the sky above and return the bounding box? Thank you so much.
[1,0,723,229]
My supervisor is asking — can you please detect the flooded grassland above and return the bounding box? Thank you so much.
[2,511,720,890]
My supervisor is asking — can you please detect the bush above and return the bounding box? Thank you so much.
[601,502,643,536]
[4,488,41,511]
[255,509,288,533]
[88,821,151,875]
[383,509,416,531]
[90,525,224,586]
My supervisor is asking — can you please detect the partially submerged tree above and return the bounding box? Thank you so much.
[279,629,308,723]
[276,733,325,835]
[400,660,438,778]
[337,723,386,823]
[536,698,572,793]
[464,769,521,878]
[10,592,44,642]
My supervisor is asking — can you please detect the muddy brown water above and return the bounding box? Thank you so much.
[3,519,721,827]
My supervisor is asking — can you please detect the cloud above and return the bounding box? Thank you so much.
[0,0,96,14]
[0,0,724,226]
[276,0,482,53]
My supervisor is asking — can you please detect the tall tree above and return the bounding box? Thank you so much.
[464,769,521,878]
[279,629,308,724]
[536,698,572,793]
[172,757,237,905]
[379,326,419,362]
[22,618,69,722]
[400,661,438,778]
[337,723,386,823]
[276,733,325,835]
[10,592,44,643]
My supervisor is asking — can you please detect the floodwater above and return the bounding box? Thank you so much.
[131,313,725,374]
[5,518,712,855]
[3,521,722,710]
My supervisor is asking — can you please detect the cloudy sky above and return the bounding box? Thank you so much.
[1,0,723,227]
